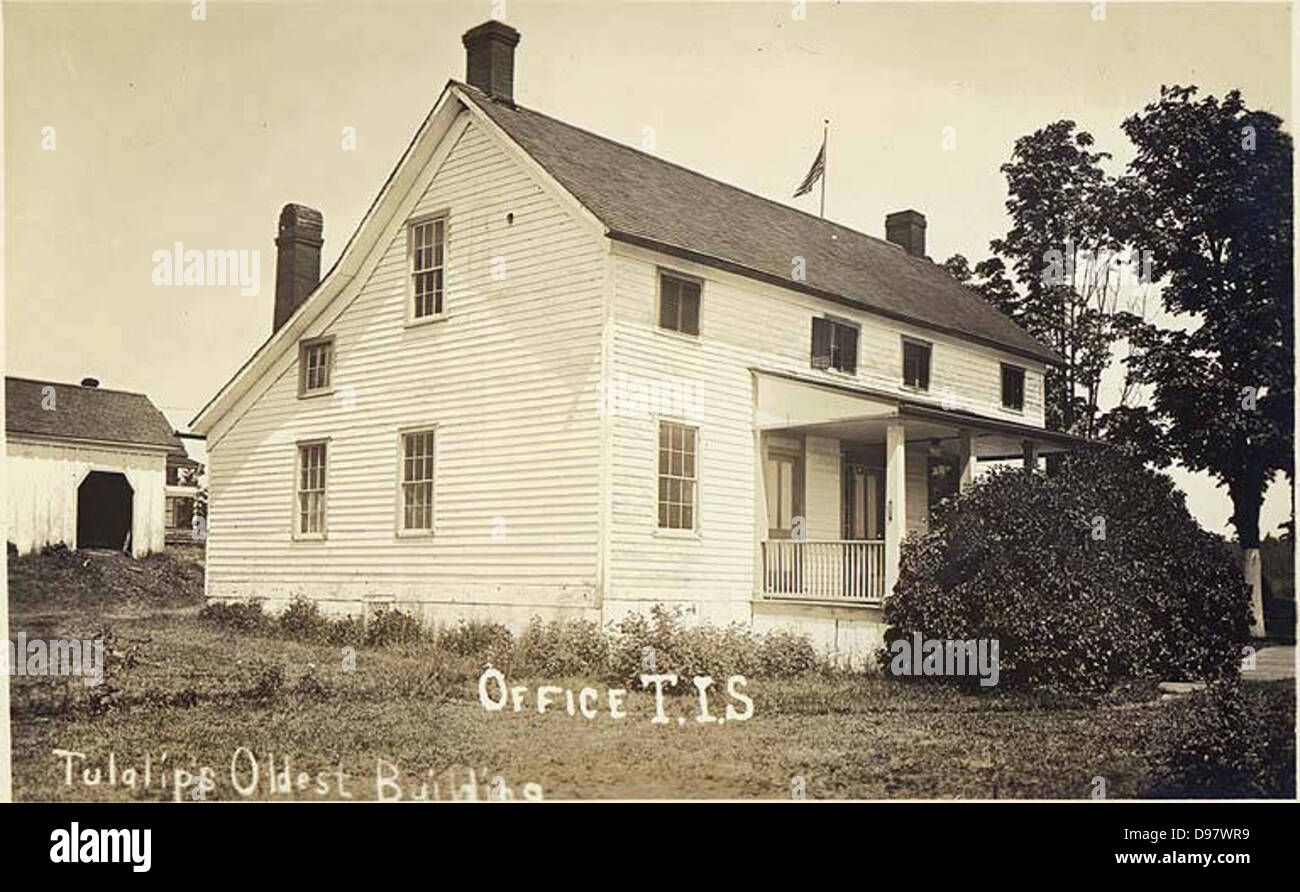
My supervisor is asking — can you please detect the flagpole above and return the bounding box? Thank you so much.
[820,119,828,219]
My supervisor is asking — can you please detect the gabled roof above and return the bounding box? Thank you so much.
[194,78,1060,438]
[191,83,469,436]
[5,376,181,450]
[455,82,1061,366]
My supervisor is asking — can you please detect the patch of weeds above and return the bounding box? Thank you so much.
[199,600,270,633]
[365,608,425,647]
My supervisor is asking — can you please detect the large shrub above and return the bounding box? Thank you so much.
[879,448,1253,694]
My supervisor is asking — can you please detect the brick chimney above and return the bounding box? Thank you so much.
[885,209,927,259]
[463,20,520,104]
[273,203,324,332]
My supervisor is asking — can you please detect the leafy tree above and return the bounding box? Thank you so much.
[1112,86,1293,633]
[942,254,1019,320]
[947,122,1132,440]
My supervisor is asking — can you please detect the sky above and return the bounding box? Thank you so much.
[3,0,1294,537]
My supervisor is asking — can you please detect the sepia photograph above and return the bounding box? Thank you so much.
[0,0,1295,871]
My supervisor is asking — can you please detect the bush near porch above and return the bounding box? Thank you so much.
[880,449,1254,695]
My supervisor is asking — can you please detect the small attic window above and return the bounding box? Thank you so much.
[299,337,334,396]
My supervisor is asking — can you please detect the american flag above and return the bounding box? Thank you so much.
[793,137,826,198]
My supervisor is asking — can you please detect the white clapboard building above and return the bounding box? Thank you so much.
[5,376,185,558]
[191,21,1078,660]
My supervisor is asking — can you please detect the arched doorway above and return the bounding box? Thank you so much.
[77,471,134,550]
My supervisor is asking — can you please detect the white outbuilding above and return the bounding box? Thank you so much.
[4,376,183,557]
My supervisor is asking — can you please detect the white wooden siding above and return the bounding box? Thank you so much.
[205,116,607,620]
[803,435,841,541]
[5,437,166,557]
[607,243,1040,613]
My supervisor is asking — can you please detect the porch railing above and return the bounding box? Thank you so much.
[761,539,886,604]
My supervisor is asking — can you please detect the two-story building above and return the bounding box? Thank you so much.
[191,21,1077,661]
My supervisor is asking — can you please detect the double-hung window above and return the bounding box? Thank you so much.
[1001,364,1025,411]
[295,442,327,537]
[298,337,334,395]
[657,421,698,531]
[811,317,859,374]
[399,429,436,533]
[902,338,932,390]
[658,270,701,336]
[410,217,446,320]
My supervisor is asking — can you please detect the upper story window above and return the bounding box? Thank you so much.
[902,338,931,390]
[1001,363,1025,411]
[657,420,698,531]
[399,429,436,533]
[295,441,327,538]
[658,270,701,335]
[409,216,446,320]
[298,337,334,396]
[811,316,858,374]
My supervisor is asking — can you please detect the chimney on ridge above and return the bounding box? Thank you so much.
[885,209,927,259]
[463,20,520,104]
[273,203,324,332]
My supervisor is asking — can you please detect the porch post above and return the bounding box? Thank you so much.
[957,430,976,492]
[884,421,907,599]
[1022,439,1039,474]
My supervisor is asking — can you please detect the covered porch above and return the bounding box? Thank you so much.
[754,370,1083,606]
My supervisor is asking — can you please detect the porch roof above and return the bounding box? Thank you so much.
[753,368,1093,459]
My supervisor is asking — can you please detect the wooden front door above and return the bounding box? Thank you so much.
[841,451,884,541]
[765,441,804,540]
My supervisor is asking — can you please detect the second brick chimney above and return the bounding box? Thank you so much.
[885,209,927,259]
[273,203,324,332]
[463,20,520,104]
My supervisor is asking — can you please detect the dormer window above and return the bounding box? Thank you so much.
[298,337,334,396]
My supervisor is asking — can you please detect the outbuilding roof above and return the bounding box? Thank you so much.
[5,377,181,450]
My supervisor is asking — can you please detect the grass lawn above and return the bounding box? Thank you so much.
[7,548,1295,801]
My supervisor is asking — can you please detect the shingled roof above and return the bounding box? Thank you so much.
[5,377,181,450]
[455,82,1060,366]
